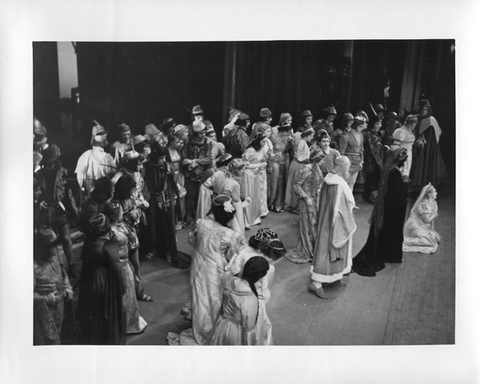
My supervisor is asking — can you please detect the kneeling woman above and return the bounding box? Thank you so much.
[209,256,270,345]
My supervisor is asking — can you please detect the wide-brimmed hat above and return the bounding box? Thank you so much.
[260,107,272,118]
[356,110,369,122]
[145,124,160,136]
[342,113,354,122]
[324,106,337,116]
[300,110,313,118]
[192,105,204,115]
[117,123,131,134]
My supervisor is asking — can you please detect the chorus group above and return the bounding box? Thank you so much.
[33,100,447,345]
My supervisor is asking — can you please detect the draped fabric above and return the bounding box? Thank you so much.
[78,235,126,345]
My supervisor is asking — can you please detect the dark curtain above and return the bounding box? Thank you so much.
[224,41,353,127]
[33,42,61,133]
[75,42,226,143]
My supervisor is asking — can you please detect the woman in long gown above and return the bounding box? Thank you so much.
[209,256,270,345]
[242,133,270,227]
[352,148,409,277]
[267,122,293,212]
[411,99,449,191]
[403,183,441,253]
[109,201,148,334]
[362,116,385,203]
[78,213,126,345]
[224,234,285,345]
[189,195,245,345]
[284,127,315,213]
[34,228,73,345]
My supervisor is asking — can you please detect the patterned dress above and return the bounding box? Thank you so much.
[34,247,72,345]
[290,163,324,263]
[284,138,310,213]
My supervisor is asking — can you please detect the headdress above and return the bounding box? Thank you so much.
[87,213,111,236]
[212,194,235,213]
[216,153,234,168]
[300,110,313,119]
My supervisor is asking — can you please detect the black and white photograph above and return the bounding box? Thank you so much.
[1,1,479,384]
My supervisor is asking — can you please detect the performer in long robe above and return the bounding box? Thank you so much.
[242,133,270,227]
[209,257,270,345]
[309,156,357,299]
[284,127,315,213]
[403,182,441,253]
[352,148,409,277]
[189,195,245,345]
[411,99,449,191]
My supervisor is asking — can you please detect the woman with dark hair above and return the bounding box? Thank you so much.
[167,131,187,229]
[332,112,354,150]
[242,133,270,227]
[144,142,190,269]
[108,201,148,334]
[410,99,449,191]
[113,174,153,300]
[209,256,270,345]
[284,127,315,213]
[362,116,385,203]
[310,129,340,176]
[224,234,285,345]
[77,213,126,344]
[352,148,409,277]
[267,122,293,212]
[188,195,245,345]
[34,227,73,345]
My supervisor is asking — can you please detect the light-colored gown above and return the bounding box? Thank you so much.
[284,138,310,212]
[287,163,323,264]
[403,184,441,253]
[224,246,274,345]
[189,217,245,345]
[242,146,269,227]
[111,223,147,334]
[208,277,259,345]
